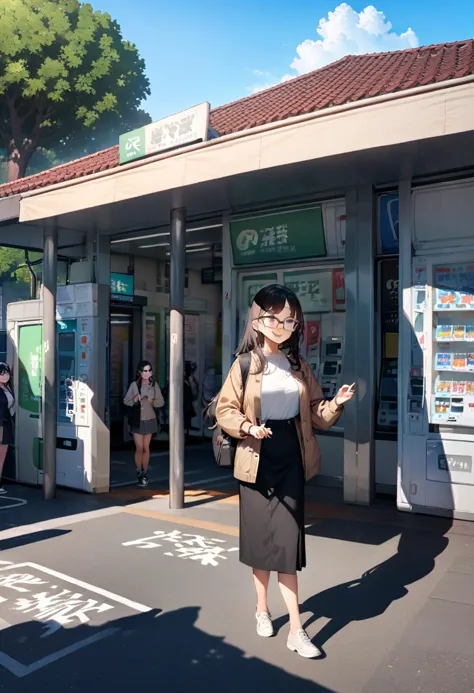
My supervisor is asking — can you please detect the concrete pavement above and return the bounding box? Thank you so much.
[1,463,474,692]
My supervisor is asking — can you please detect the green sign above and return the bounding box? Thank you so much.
[119,127,146,164]
[18,324,42,414]
[110,273,134,302]
[230,206,326,266]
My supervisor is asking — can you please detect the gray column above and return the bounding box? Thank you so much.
[43,221,58,500]
[169,206,186,509]
[343,186,376,505]
[221,213,234,380]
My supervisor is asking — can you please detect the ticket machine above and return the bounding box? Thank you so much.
[7,283,109,492]
[319,336,344,399]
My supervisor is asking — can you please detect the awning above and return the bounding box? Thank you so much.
[18,81,474,224]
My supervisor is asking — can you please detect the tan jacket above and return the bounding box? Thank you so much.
[215,352,343,483]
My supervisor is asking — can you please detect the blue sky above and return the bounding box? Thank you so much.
[95,0,474,121]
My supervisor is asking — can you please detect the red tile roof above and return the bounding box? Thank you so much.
[1,40,473,200]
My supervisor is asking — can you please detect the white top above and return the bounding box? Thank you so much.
[260,352,300,422]
[2,388,14,415]
[5,389,14,411]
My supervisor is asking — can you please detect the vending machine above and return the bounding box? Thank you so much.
[399,256,474,518]
[7,283,109,493]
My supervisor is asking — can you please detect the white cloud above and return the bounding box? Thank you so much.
[251,69,272,78]
[289,3,419,76]
[248,3,419,93]
[248,81,277,94]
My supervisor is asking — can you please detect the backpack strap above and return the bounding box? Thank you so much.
[238,352,251,397]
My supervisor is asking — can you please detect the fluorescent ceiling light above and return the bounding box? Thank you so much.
[186,223,223,232]
[187,247,212,253]
[111,231,169,244]
[165,246,212,256]
[111,223,222,245]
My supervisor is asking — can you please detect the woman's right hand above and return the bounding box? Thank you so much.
[248,424,272,439]
[133,394,140,402]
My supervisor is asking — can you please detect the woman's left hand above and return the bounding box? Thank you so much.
[335,383,355,406]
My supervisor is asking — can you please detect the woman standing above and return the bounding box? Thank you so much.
[124,361,164,487]
[216,285,354,658]
[0,363,15,495]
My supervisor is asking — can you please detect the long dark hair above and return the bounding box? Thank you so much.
[135,360,155,394]
[0,362,13,396]
[236,284,304,374]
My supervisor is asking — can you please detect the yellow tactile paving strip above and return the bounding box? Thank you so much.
[124,506,239,537]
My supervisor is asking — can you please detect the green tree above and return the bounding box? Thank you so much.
[0,0,151,182]
[0,247,41,283]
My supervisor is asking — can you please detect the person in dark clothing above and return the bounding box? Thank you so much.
[0,363,15,495]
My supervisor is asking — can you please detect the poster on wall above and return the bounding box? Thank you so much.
[332,269,346,311]
[378,194,399,254]
[283,270,332,313]
[184,315,200,364]
[305,320,321,357]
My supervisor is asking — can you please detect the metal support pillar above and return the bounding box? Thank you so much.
[43,221,58,500]
[169,206,186,509]
[343,186,376,505]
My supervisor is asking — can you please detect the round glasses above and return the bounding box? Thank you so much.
[258,316,299,332]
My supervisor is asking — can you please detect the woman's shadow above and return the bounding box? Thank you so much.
[274,517,451,657]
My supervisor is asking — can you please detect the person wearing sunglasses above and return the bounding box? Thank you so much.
[124,360,164,487]
[0,363,14,495]
[216,284,355,658]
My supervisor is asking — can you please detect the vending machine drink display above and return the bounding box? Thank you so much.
[427,263,474,428]
[399,257,474,518]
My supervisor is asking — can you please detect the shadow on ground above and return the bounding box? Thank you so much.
[0,606,335,692]
[276,516,452,658]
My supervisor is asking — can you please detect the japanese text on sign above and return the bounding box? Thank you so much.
[230,206,326,266]
[119,103,211,164]
[122,529,238,567]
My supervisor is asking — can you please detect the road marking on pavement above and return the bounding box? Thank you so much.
[0,497,28,511]
[0,627,120,678]
[124,507,239,537]
[122,528,238,566]
[0,562,154,678]
[0,563,151,613]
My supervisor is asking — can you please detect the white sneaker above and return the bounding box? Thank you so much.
[0,486,7,496]
[287,629,322,658]
[256,611,274,638]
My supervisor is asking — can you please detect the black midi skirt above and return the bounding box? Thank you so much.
[239,418,306,574]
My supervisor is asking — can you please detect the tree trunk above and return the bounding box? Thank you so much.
[7,148,28,182]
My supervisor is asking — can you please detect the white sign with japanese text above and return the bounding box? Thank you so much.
[120,103,212,164]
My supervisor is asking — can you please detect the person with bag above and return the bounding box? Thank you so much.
[124,360,164,487]
[215,284,354,659]
[0,362,14,496]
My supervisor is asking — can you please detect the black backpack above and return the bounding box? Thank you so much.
[203,353,251,468]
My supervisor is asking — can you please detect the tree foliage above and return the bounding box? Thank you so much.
[0,246,41,283]
[0,0,151,182]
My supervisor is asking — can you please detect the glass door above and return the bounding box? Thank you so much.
[109,311,133,445]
